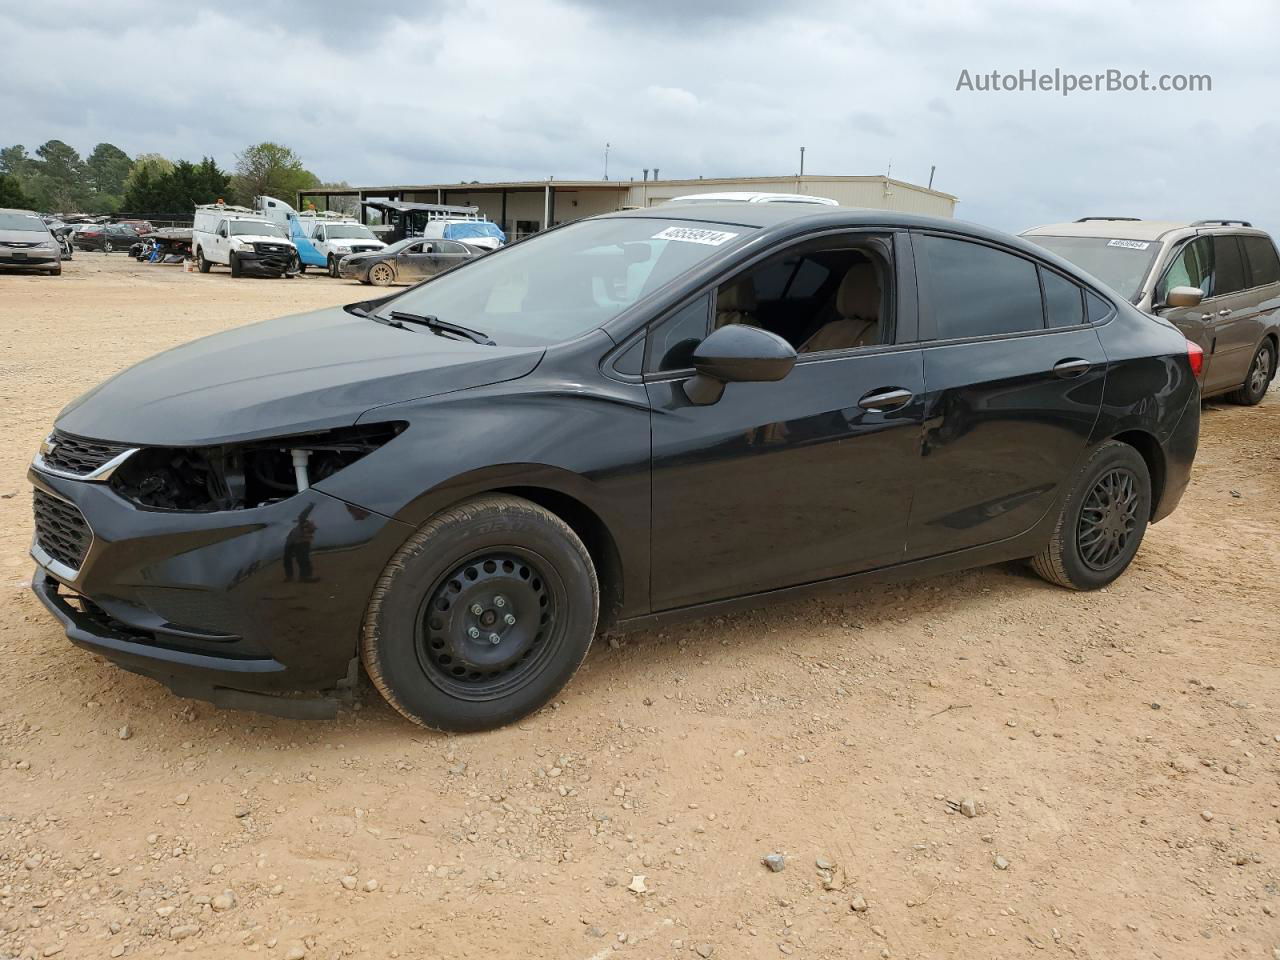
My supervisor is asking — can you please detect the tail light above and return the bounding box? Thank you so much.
[1186,340,1205,379]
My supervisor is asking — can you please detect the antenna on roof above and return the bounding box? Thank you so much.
[928,165,936,190]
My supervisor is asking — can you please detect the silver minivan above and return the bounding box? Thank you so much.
[1023,217,1280,404]
[0,208,62,276]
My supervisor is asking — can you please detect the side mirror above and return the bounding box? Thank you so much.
[1164,285,1203,308]
[684,325,797,405]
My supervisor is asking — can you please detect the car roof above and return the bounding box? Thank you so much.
[667,191,838,205]
[1023,218,1269,242]
[0,207,42,217]
[604,203,1056,255]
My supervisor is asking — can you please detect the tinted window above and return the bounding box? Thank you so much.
[1042,269,1084,328]
[1086,292,1113,322]
[646,294,709,371]
[1242,235,1280,286]
[1158,237,1214,300]
[923,235,1043,338]
[1212,236,1247,295]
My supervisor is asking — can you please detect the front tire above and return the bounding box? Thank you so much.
[361,495,599,732]
[328,256,340,279]
[230,252,243,278]
[1226,341,1274,406]
[368,262,394,286]
[1031,440,1151,590]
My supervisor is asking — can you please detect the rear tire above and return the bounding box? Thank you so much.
[1225,341,1274,406]
[196,249,211,273]
[1031,440,1151,591]
[361,494,599,732]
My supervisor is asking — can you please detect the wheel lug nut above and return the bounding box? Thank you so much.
[470,603,484,616]
[493,596,506,608]
[467,626,480,639]
[488,633,501,645]
[504,614,516,625]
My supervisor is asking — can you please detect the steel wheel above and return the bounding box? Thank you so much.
[1077,467,1140,571]
[369,262,394,286]
[416,549,563,701]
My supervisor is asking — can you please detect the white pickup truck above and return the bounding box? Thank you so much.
[192,204,299,278]
[303,217,386,277]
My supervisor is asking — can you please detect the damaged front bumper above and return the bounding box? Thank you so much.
[28,464,412,715]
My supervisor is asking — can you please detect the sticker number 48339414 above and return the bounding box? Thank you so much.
[652,226,739,246]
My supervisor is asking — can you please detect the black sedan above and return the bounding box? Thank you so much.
[28,206,1201,732]
[338,237,481,285]
[74,223,143,252]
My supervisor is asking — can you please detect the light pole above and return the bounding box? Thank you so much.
[799,146,805,176]
[603,142,610,181]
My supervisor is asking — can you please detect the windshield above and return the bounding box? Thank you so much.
[443,222,505,242]
[0,212,47,232]
[381,217,753,345]
[381,238,419,254]
[230,220,286,238]
[1024,235,1159,302]
[324,223,377,240]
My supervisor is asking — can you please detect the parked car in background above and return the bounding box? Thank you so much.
[74,223,144,253]
[666,191,839,206]
[0,208,62,274]
[306,219,386,276]
[338,237,481,285]
[1023,217,1280,404]
[28,205,1200,732]
[115,219,155,236]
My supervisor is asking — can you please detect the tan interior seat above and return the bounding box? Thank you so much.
[798,261,882,353]
[715,280,758,329]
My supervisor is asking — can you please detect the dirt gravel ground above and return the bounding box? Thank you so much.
[1,254,1279,960]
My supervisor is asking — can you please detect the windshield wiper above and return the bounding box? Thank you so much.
[388,311,495,345]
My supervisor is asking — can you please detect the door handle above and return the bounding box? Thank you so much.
[1218,308,1233,317]
[1201,313,1214,321]
[857,387,913,412]
[1052,358,1091,378]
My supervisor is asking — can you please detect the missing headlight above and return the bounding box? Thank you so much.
[110,423,405,511]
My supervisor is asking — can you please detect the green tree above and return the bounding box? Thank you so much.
[85,143,133,196]
[0,145,32,178]
[0,173,32,208]
[122,153,174,200]
[230,142,319,206]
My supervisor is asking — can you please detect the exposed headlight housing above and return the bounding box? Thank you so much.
[109,422,406,511]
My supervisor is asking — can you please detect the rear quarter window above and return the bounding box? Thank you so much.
[1242,235,1280,286]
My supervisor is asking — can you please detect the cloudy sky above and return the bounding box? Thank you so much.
[4,0,1278,233]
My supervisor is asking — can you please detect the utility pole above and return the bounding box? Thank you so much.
[928,164,936,190]
[799,146,805,176]
[603,142,610,181]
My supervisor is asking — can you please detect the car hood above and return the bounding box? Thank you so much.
[56,305,546,446]
[233,234,295,246]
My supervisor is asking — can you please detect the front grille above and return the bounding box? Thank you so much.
[253,242,289,255]
[33,490,92,571]
[350,245,380,254]
[41,430,132,476]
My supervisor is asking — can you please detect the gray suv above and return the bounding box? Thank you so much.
[1022,217,1279,404]
[0,207,62,276]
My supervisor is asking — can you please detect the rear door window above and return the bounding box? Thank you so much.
[1212,236,1247,296]
[920,235,1044,339]
[1242,235,1280,286]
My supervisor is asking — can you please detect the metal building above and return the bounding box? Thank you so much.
[299,174,956,240]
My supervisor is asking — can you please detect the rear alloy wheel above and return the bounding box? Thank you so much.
[368,262,394,286]
[361,495,599,732]
[1031,440,1151,590]
[1226,341,1274,406]
[103,240,113,254]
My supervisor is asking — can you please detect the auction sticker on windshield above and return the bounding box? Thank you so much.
[1106,239,1151,250]
[652,226,739,246]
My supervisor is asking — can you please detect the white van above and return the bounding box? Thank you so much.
[192,204,299,278]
